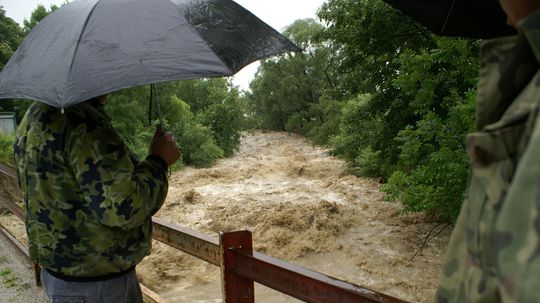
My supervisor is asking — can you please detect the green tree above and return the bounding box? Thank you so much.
[313,0,479,221]
[175,78,232,113]
[0,4,64,121]
[318,0,434,96]
[331,94,379,162]
[250,18,341,144]
[105,78,247,168]
[375,38,478,221]
[198,96,244,157]
[0,7,23,69]
[105,83,222,167]
[167,96,223,167]
[23,4,60,33]
[381,93,476,221]
[172,78,248,155]
[0,7,29,121]
[317,0,439,170]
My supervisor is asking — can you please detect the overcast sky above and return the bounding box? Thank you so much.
[1,0,327,91]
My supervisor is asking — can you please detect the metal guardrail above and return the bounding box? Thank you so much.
[0,163,408,303]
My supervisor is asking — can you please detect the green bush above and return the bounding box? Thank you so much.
[198,98,244,157]
[166,97,224,167]
[189,140,224,168]
[381,94,475,221]
[305,98,343,146]
[330,94,379,161]
[177,123,223,167]
[354,147,383,178]
[0,131,14,165]
[285,112,307,134]
[381,146,470,221]
[105,84,240,168]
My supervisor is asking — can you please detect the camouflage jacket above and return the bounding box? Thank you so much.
[14,100,168,278]
[436,11,540,303]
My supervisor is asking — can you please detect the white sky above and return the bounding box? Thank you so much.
[0,0,326,91]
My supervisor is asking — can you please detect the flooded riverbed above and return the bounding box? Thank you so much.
[138,131,451,302]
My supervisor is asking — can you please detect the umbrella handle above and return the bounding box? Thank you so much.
[150,84,171,177]
[150,84,165,130]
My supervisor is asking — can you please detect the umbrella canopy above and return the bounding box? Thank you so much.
[0,0,299,109]
[382,0,517,39]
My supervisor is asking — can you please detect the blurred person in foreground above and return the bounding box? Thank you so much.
[436,0,540,302]
[14,95,181,303]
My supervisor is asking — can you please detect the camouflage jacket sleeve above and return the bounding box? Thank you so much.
[495,11,540,302]
[65,104,168,230]
[436,11,540,303]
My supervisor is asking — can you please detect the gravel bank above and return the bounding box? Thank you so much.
[0,234,47,303]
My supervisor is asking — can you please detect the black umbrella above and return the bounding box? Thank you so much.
[0,0,299,109]
[382,0,517,39]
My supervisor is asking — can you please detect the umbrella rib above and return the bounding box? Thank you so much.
[441,0,457,35]
[64,0,101,106]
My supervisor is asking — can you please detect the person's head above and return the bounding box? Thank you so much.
[499,0,540,27]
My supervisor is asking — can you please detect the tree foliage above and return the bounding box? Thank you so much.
[249,18,341,144]
[0,7,30,120]
[250,0,479,222]
[23,4,59,33]
[323,0,478,222]
[2,1,482,221]
[105,79,248,168]
[0,7,23,69]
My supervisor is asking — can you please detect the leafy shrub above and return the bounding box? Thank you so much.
[305,98,343,146]
[285,112,307,134]
[198,98,244,157]
[105,82,244,169]
[381,94,475,221]
[331,94,379,161]
[189,140,224,168]
[167,97,224,167]
[354,147,383,178]
[177,123,223,167]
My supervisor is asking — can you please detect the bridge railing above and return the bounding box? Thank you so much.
[0,163,408,303]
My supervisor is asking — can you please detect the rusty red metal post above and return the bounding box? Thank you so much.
[221,231,255,303]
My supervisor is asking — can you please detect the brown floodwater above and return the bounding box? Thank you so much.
[138,131,451,303]
[0,131,451,302]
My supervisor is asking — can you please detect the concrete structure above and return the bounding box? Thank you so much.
[0,113,16,135]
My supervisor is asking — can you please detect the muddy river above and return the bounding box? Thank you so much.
[0,131,451,302]
[139,131,451,302]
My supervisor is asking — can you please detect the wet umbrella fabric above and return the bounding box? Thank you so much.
[382,0,517,39]
[0,0,299,109]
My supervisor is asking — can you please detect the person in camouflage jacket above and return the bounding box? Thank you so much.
[14,96,180,302]
[436,1,540,302]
